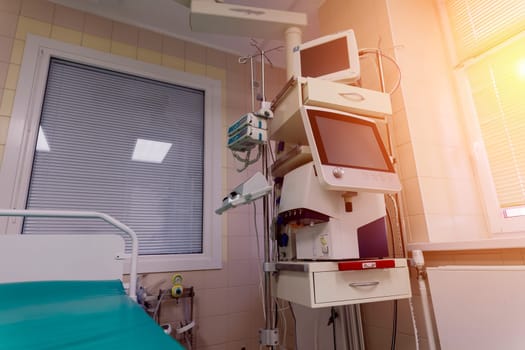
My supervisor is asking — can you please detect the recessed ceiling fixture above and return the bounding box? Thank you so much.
[132,138,172,163]
[36,126,51,152]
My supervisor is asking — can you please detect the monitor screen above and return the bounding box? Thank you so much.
[301,106,401,193]
[308,109,394,173]
[300,37,351,79]
[293,30,360,83]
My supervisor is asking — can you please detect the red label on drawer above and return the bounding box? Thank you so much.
[338,259,396,271]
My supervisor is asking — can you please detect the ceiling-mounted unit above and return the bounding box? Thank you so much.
[189,0,307,39]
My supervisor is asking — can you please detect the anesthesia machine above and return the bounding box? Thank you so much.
[269,30,410,310]
[215,25,411,348]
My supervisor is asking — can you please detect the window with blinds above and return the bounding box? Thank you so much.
[24,58,205,255]
[446,0,525,61]
[444,0,525,215]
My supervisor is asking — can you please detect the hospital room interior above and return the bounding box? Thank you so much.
[0,0,524,349]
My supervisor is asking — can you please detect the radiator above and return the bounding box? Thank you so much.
[427,265,525,350]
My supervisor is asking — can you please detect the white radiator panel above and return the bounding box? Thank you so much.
[428,266,525,350]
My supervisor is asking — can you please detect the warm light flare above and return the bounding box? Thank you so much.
[518,59,525,78]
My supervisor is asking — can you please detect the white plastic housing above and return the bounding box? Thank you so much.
[301,106,401,193]
[295,192,387,260]
[293,29,360,83]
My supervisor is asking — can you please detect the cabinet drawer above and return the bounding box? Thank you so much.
[313,267,409,304]
[302,78,392,117]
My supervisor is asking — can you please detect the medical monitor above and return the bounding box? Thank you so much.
[301,106,401,193]
[293,30,360,83]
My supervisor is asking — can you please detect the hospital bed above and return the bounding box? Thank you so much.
[0,209,185,350]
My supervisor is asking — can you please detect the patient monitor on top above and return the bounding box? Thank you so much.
[301,106,401,194]
[293,29,360,83]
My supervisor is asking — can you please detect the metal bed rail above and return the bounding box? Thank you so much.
[0,209,138,301]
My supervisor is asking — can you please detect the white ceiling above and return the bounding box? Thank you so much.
[50,0,324,67]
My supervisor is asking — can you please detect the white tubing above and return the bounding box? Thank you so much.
[418,276,437,350]
[408,297,420,350]
[176,320,195,334]
[0,209,138,301]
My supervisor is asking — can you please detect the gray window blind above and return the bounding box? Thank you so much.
[23,58,205,255]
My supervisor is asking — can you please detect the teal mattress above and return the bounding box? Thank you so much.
[0,280,185,349]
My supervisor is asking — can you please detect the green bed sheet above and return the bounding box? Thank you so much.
[0,280,185,349]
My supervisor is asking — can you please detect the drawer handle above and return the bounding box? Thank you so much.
[339,92,365,102]
[349,281,380,287]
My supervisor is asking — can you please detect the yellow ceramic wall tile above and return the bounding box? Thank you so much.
[222,235,228,257]
[10,40,25,64]
[15,16,51,40]
[110,41,137,60]
[501,252,524,265]
[81,34,111,53]
[0,115,9,144]
[454,253,503,266]
[5,64,20,90]
[0,89,15,116]
[221,218,227,238]
[205,65,226,82]
[185,61,205,76]
[161,54,184,71]
[137,48,161,65]
[51,26,82,45]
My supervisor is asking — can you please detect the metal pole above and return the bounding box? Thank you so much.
[250,56,255,112]
[262,144,275,348]
[261,50,265,103]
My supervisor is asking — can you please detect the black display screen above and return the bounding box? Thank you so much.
[300,37,350,78]
[308,109,394,172]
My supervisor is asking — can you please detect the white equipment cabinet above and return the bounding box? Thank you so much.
[273,259,411,308]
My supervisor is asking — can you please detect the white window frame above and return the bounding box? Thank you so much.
[0,35,223,272]
[436,1,525,235]
[454,56,525,235]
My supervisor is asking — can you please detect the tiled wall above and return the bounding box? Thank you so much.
[317,0,492,349]
[320,0,487,246]
[386,0,487,244]
[318,1,427,348]
[0,0,286,349]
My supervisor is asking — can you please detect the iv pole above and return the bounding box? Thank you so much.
[189,1,307,345]
[263,27,303,348]
[234,25,302,347]
[239,43,280,348]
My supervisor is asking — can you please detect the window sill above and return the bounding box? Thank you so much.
[408,234,525,252]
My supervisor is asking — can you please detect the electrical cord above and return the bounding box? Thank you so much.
[288,301,298,350]
[391,300,398,350]
[152,288,171,323]
[267,139,276,164]
[252,201,267,323]
[387,193,407,258]
[232,145,262,172]
[273,298,289,349]
[385,204,397,257]
[330,307,338,350]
